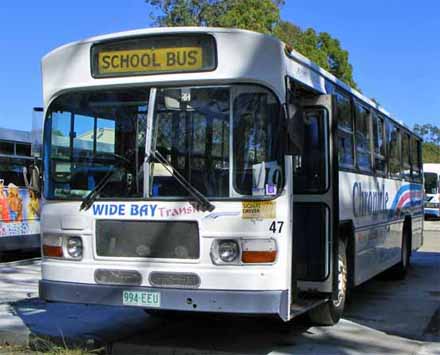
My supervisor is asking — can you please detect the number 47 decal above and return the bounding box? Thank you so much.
[269,221,284,233]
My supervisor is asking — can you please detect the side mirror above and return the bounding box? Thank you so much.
[23,163,41,197]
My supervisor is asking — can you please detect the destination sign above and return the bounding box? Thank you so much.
[97,47,203,75]
[91,35,216,78]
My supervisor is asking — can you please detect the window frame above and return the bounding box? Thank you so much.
[411,136,423,182]
[354,100,373,172]
[387,120,402,179]
[334,90,356,169]
[372,112,387,176]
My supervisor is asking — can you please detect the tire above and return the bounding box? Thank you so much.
[388,224,411,280]
[308,241,348,326]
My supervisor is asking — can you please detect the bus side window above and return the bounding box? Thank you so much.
[354,102,372,171]
[411,137,422,182]
[401,132,411,180]
[373,113,387,174]
[335,91,354,168]
[387,121,401,178]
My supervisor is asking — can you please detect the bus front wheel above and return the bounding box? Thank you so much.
[308,241,347,326]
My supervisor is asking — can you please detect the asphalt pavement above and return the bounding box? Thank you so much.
[0,222,438,354]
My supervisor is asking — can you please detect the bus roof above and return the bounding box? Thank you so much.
[424,164,440,175]
[42,27,418,138]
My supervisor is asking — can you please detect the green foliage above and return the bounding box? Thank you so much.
[414,124,440,163]
[145,0,282,33]
[423,142,440,163]
[274,22,357,89]
[145,1,357,88]
[215,0,281,34]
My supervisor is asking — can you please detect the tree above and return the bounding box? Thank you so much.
[145,0,358,88]
[145,0,283,33]
[274,22,357,89]
[215,0,281,34]
[413,124,440,163]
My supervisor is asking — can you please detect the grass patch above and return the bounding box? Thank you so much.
[0,337,104,354]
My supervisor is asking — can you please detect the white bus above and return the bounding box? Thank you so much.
[37,28,424,325]
[424,164,440,219]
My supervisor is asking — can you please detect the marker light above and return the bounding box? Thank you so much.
[67,237,83,259]
[42,235,63,258]
[241,239,277,264]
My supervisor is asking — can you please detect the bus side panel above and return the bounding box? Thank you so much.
[339,171,423,286]
[0,185,40,251]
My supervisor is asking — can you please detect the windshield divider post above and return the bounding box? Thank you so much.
[144,88,157,198]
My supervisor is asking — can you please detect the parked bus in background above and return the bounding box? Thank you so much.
[37,28,424,325]
[0,125,41,255]
[424,164,440,219]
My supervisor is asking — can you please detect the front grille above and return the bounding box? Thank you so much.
[149,272,200,288]
[96,220,199,259]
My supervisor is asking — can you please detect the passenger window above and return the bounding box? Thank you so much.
[335,92,354,167]
[402,132,411,179]
[373,114,386,173]
[388,122,401,178]
[411,138,422,181]
[355,103,372,171]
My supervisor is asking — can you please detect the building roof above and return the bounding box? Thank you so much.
[0,127,31,143]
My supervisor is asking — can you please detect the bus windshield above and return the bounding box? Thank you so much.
[44,85,285,200]
[424,172,438,195]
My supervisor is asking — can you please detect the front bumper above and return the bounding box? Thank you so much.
[39,280,289,320]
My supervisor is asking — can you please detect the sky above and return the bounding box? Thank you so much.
[0,0,438,131]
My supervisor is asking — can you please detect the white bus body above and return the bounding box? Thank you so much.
[424,163,440,218]
[38,28,424,324]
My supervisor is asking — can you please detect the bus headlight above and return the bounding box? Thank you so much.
[66,237,83,259]
[211,240,240,264]
[218,240,240,262]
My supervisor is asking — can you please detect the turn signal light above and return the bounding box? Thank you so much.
[242,250,277,263]
[43,245,63,258]
[42,235,63,258]
[241,239,277,264]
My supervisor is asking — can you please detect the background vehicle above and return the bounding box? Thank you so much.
[0,124,41,255]
[424,163,440,219]
[38,28,423,325]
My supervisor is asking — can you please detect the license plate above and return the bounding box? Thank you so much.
[122,291,161,307]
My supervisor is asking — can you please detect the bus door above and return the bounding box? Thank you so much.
[290,95,338,301]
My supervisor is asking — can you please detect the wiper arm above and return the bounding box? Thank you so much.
[151,149,215,212]
[79,168,116,211]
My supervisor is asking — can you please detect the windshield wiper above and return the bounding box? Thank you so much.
[79,168,117,211]
[80,154,131,211]
[150,149,215,212]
